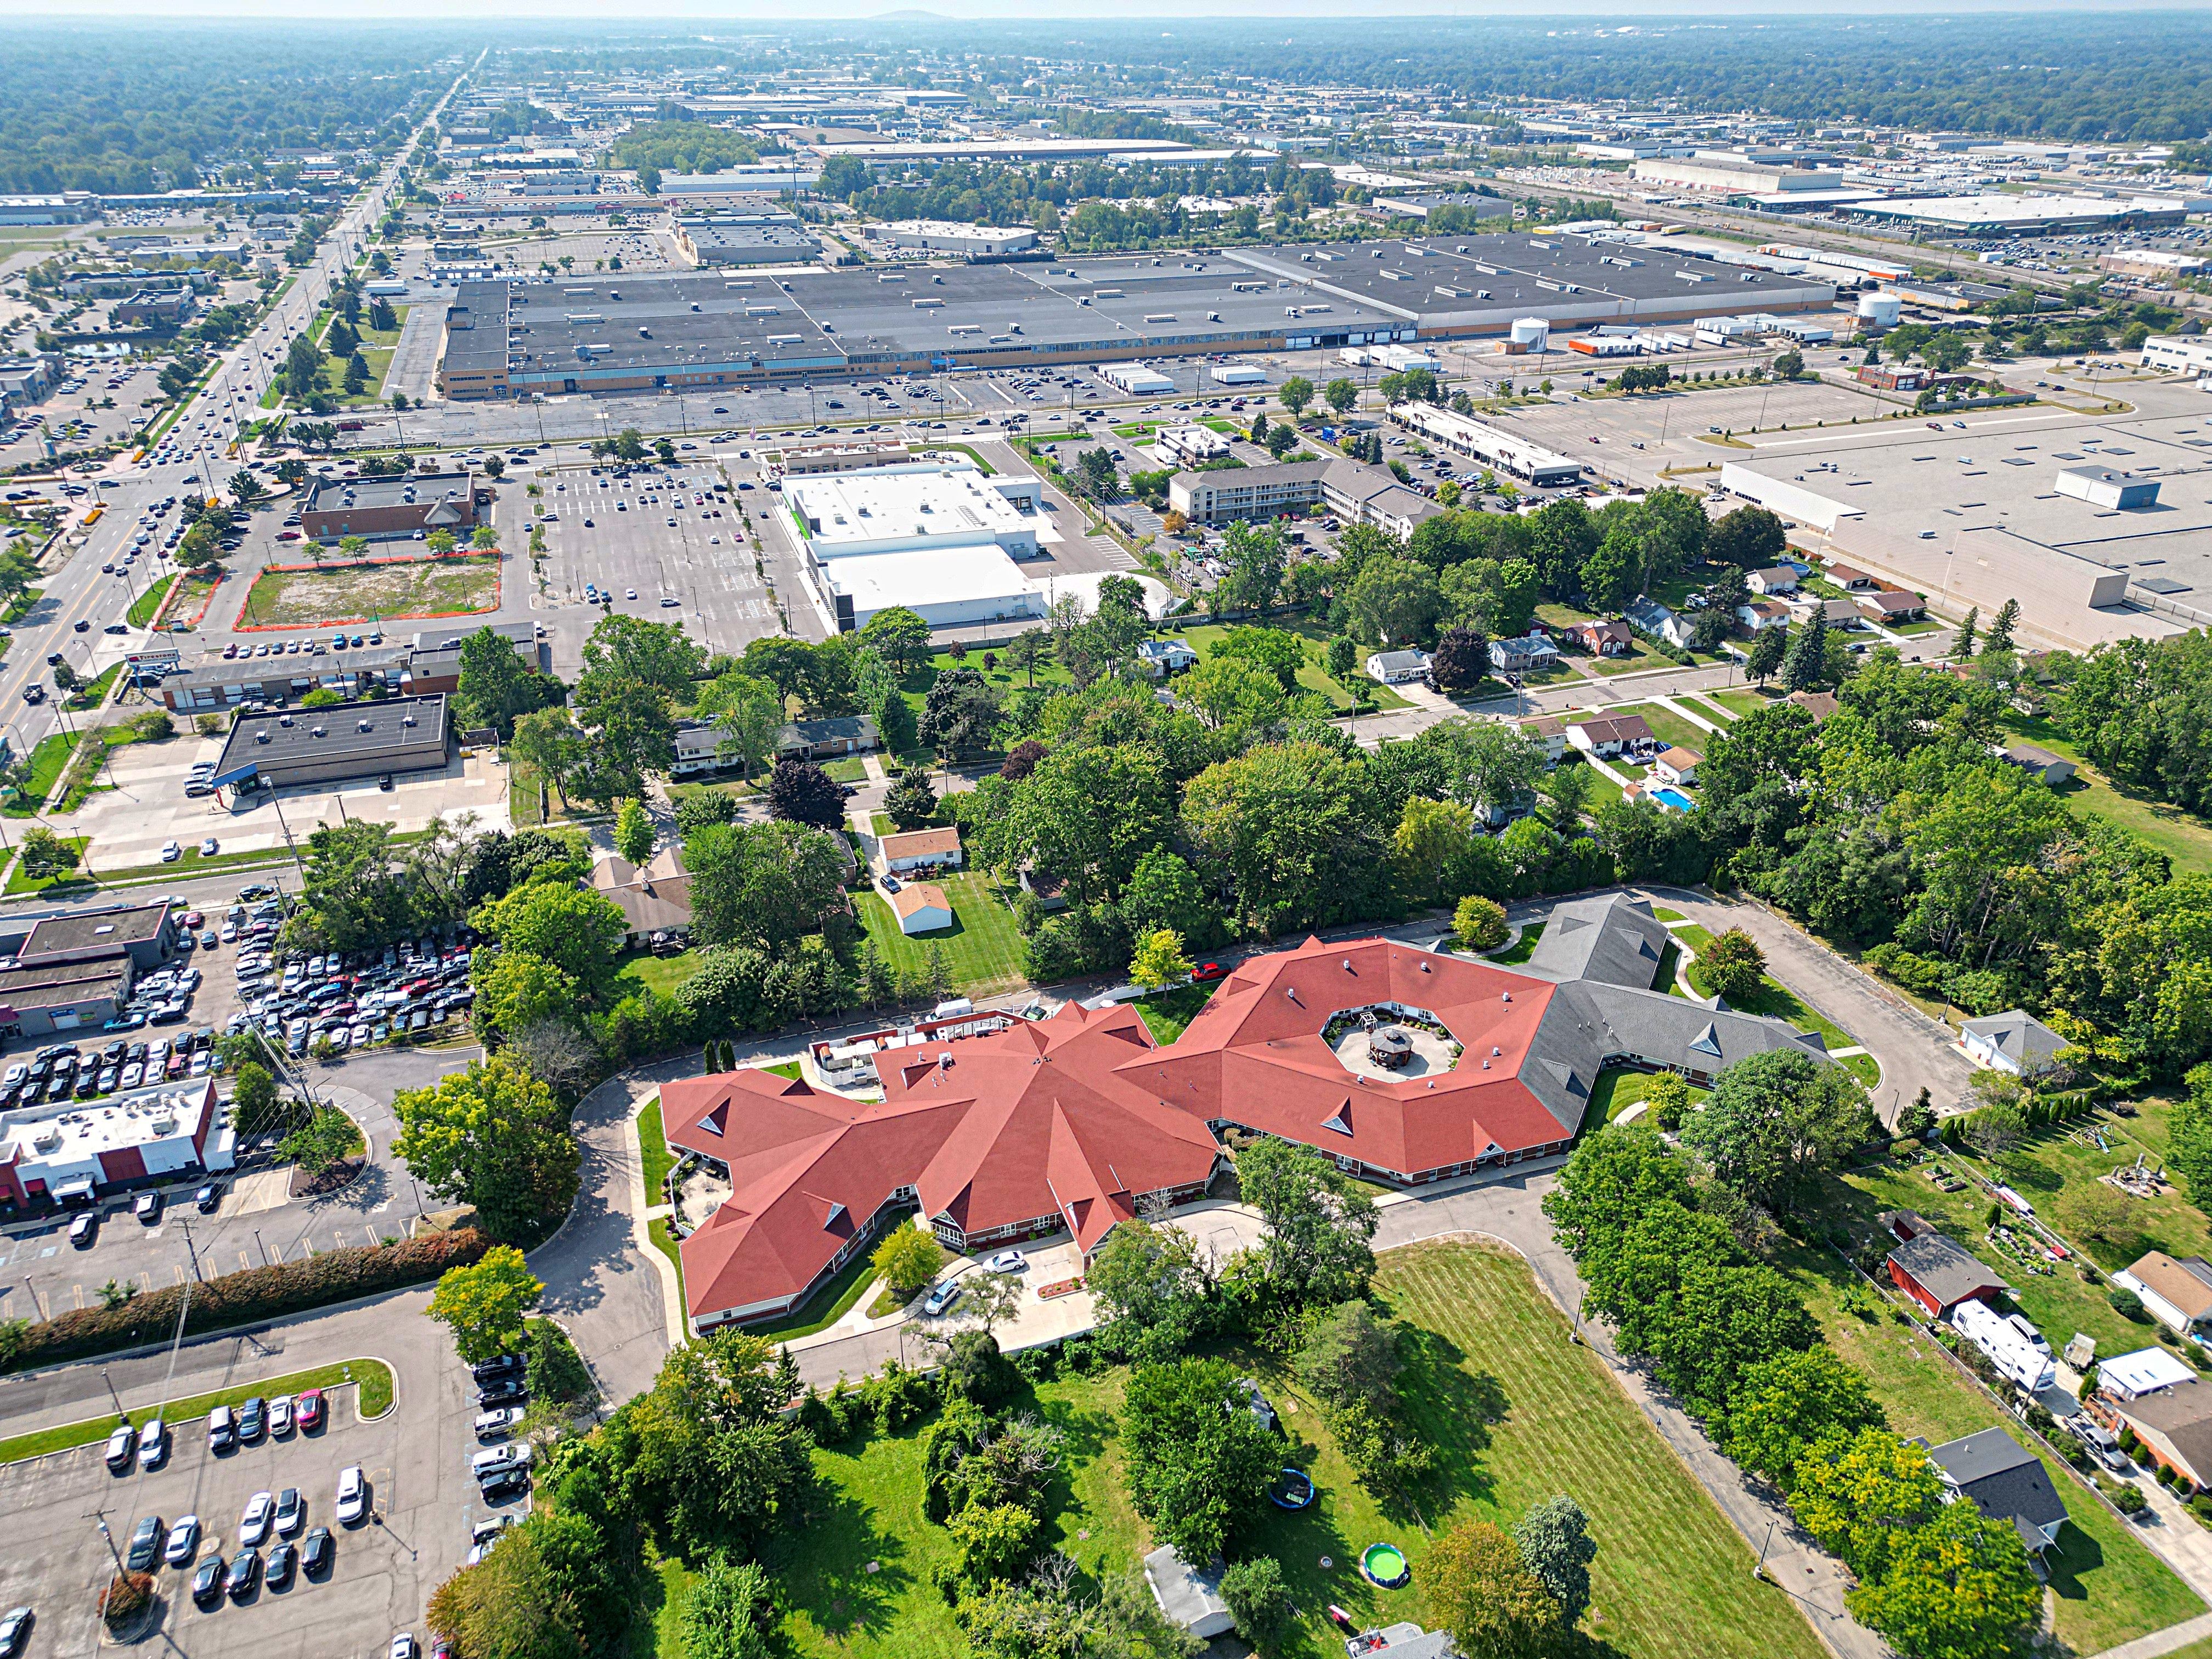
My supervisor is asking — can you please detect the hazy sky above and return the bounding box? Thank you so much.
[13,0,2209,17]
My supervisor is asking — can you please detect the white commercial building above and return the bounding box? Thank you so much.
[1385,403,1585,487]
[2142,335,2212,375]
[785,461,1049,633]
[1208,363,1267,387]
[1101,362,1177,396]
[1155,425,1231,466]
[1339,342,1441,373]
[0,1077,230,1206]
[864,219,1037,257]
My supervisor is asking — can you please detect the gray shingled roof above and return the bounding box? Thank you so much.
[1886,1226,2012,1312]
[1922,1429,2069,1550]
[1522,893,1672,990]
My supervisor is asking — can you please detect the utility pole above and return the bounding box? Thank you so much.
[178,1216,203,1282]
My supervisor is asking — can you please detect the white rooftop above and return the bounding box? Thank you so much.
[0,1079,217,1169]
[2101,1346,2198,1398]
[786,465,1031,557]
[823,542,1045,620]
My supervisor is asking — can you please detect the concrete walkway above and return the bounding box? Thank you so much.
[1652,692,1724,736]
[2094,1610,2212,1659]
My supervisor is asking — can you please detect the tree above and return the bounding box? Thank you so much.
[1706,505,1787,571]
[474,882,629,993]
[684,820,849,953]
[871,1224,944,1300]
[428,1244,544,1363]
[1121,1357,1280,1560]
[1392,794,1476,899]
[884,765,938,832]
[49,661,77,696]
[455,626,560,740]
[614,799,654,866]
[1219,1557,1295,1652]
[919,668,1003,760]
[678,1557,776,1659]
[1429,625,1489,691]
[232,1060,279,1133]
[511,709,588,806]
[1746,625,1787,687]
[1952,605,1980,659]
[1697,926,1767,1003]
[1087,1217,1210,1339]
[1237,1136,1378,1304]
[1129,927,1193,992]
[1782,612,1829,693]
[292,819,415,952]
[1514,1495,1598,1631]
[1644,1070,1692,1130]
[1345,555,1441,646]
[1296,1299,1403,1413]
[691,673,782,780]
[2057,1181,2136,1246]
[1324,378,1358,417]
[1423,1519,1564,1659]
[1725,1347,1886,1491]
[426,529,458,555]
[1181,740,1376,935]
[1686,1049,1878,1215]
[1845,1498,2042,1659]
[229,467,266,507]
[860,606,932,674]
[1984,597,2019,654]
[475,952,581,1042]
[2168,1065,2212,1205]
[766,756,845,830]
[623,1329,812,1557]
[1454,894,1509,951]
[1277,376,1314,419]
[18,827,79,879]
[1211,627,1305,694]
[1181,656,1286,740]
[394,1055,580,1244]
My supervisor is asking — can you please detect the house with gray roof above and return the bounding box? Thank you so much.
[1961,1009,2066,1076]
[1918,1428,2069,1554]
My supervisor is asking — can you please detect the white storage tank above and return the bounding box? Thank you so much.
[1510,317,1550,351]
[1858,292,1903,328]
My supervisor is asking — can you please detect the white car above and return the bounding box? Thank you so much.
[159,841,180,862]
[390,1638,418,1659]
[335,1465,368,1525]
[984,1250,1026,1273]
[922,1279,962,1317]
[268,1394,293,1436]
[163,1515,200,1566]
[239,1490,274,1547]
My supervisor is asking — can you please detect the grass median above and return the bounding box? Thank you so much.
[0,1357,396,1464]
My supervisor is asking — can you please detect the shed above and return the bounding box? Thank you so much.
[2000,744,2076,788]
[1880,1209,2013,1317]
[888,883,953,936]
[1142,1546,1235,1639]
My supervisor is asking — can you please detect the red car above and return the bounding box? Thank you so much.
[295,1389,324,1432]
[1190,961,1229,984]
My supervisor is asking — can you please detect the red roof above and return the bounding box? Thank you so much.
[1114,936,1570,1179]
[670,1002,1219,1324]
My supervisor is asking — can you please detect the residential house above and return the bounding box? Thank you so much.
[1136,639,1198,678]
[590,849,695,947]
[1522,715,1567,764]
[881,826,963,873]
[1489,633,1559,674]
[672,724,738,777]
[1626,596,1691,649]
[1799,596,1863,628]
[1960,1009,2066,1076]
[888,882,953,935]
[777,715,878,760]
[1366,649,1431,684]
[2114,1253,2212,1343]
[1747,566,1801,596]
[1826,563,1880,591]
[1565,713,1655,759]
[1735,599,1791,633]
[2000,744,2076,788]
[1879,1209,2014,1317]
[1788,690,1840,722]
[1859,589,1928,622]
[1566,618,1634,657]
[1652,747,1702,787]
[2093,1362,2212,1488]
[1918,1429,2069,1555]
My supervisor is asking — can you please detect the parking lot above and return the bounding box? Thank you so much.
[0,359,155,471]
[0,1303,502,1659]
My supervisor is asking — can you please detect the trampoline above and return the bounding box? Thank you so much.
[1270,1468,1316,1510]
[1361,1543,1409,1589]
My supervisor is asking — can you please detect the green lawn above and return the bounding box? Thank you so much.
[672,1241,1827,1659]
[63,662,121,713]
[5,732,81,816]
[647,1216,685,1308]
[2002,714,2212,878]
[616,949,707,1001]
[854,870,1028,998]
[0,1358,396,1464]
[747,1239,886,1342]
[1175,619,1412,712]
[126,574,176,629]
[1677,924,1855,1050]
[823,755,869,784]
[1774,1216,2202,1652]
[1708,687,1780,720]
[1132,982,1219,1043]
[1488,921,1544,964]
[637,1095,673,1207]
[1612,699,1711,756]
[3,834,91,895]
[1590,1065,1708,1125]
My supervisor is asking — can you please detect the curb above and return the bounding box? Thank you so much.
[0,1356,396,1469]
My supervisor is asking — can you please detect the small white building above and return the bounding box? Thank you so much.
[1137,639,1198,676]
[1365,649,1431,684]
[1961,1009,2066,1076]
[1652,747,1702,787]
[1209,363,1266,387]
[1155,425,1230,466]
[1143,1547,1234,1640]
[1102,362,1177,396]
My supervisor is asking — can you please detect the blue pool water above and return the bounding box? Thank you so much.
[1652,787,1697,812]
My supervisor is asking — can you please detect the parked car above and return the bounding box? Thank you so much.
[239,1491,274,1547]
[126,1515,164,1571]
[0,1607,31,1656]
[296,1388,324,1432]
[922,1280,962,1318]
[105,1421,136,1472]
[274,1486,304,1536]
[301,1525,334,1577]
[164,1515,200,1567]
[206,1404,236,1454]
[136,1417,166,1469]
[335,1465,368,1525]
[191,1555,224,1605]
[224,1548,259,1599]
[266,1539,297,1589]
[476,1375,527,1407]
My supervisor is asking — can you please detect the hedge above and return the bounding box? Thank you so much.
[0,1228,489,1374]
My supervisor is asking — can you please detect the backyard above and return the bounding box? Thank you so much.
[646,1240,1831,1659]
[239,552,501,628]
[853,869,1028,998]
[2000,712,2212,879]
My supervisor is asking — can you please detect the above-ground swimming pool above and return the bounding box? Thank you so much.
[1361,1543,1409,1588]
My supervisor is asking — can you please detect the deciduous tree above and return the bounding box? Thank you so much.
[394,1055,581,1244]
[428,1244,543,1363]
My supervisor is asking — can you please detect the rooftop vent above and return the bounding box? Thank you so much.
[310,726,326,738]
[357,720,372,732]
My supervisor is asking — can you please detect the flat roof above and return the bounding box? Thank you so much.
[0,1077,217,1168]
[20,902,170,962]
[304,471,476,514]
[787,465,1026,554]
[824,543,1039,614]
[213,695,449,785]
[0,962,128,1011]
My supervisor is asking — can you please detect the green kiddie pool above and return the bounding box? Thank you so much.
[1361,1543,1409,1589]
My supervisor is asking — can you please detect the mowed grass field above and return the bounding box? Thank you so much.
[853,869,1028,997]
[651,1240,1829,1659]
[240,553,501,627]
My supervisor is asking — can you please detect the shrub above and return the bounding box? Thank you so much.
[2111,1482,2148,1515]
[0,1228,489,1373]
[99,1570,154,1629]
[2109,1288,2148,1322]
[2159,1461,2179,1486]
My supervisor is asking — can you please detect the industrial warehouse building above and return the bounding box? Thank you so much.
[156,624,540,713]
[0,901,180,1037]
[436,229,1834,399]
[674,212,822,268]
[211,695,453,791]
[864,219,1037,257]
[662,896,1835,1330]
[301,471,487,544]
